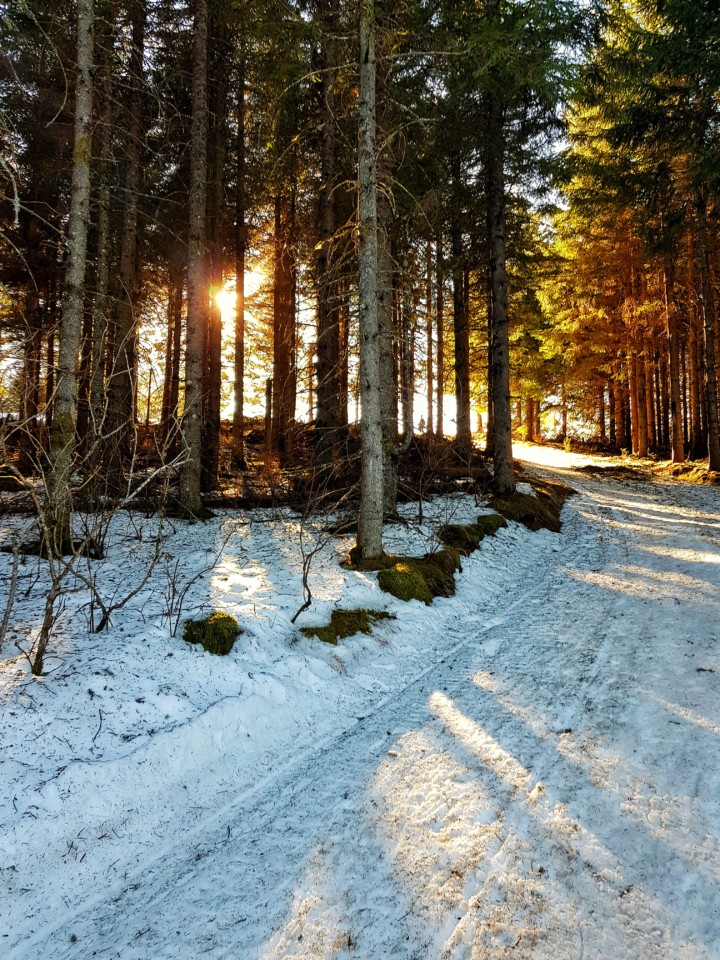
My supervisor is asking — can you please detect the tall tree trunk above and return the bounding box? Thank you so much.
[356,0,383,561]
[315,0,342,466]
[46,0,94,560]
[664,261,685,462]
[233,60,246,468]
[45,324,56,433]
[376,31,396,516]
[425,241,433,435]
[178,0,209,516]
[161,261,183,446]
[608,380,616,447]
[203,36,227,491]
[524,397,533,442]
[636,345,648,457]
[644,352,655,451]
[87,16,113,465]
[696,189,720,470]
[486,87,514,495]
[104,0,145,487]
[435,235,444,437]
[401,287,414,445]
[272,187,296,460]
[18,297,41,472]
[339,290,350,426]
[450,155,471,448]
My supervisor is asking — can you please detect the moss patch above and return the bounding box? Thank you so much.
[491,480,574,533]
[183,612,241,655]
[347,546,398,571]
[301,608,393,645]
[651,462,720,486]
[437,512,507,555]
[475,512,509,536]
[378,563,433,605]
[425,546,462,576]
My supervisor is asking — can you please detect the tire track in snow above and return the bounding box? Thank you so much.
[9,469,720,960]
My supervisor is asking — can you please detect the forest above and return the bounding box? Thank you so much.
[1,0,719,545]
[2,3,720,956]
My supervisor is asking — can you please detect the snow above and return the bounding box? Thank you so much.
[2,445,720,959]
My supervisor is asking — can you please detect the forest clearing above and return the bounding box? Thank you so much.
[2,443,720,959]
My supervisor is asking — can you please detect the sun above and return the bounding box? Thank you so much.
[214,270,265,321]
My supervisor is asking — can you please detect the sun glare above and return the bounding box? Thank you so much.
[214,271,264,321]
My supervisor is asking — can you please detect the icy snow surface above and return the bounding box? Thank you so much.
[2,444,720,959]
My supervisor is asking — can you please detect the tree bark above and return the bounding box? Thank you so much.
[178,0,209,516]
[376,31,396,515]
[435,235,444,437]
[104,0,145,487]
[203,33,227,491]
[450,154,471,448]
[272,187,297,460]
[46,0,94,555]
[356,0,383,561]
[87,16,113,464]
[486,88,515,495]
[425,242,433,435]
[315,0,342,466]
[233,60,246,467]
[696,188,720,470]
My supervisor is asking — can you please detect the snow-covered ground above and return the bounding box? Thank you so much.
[2,445,719,959]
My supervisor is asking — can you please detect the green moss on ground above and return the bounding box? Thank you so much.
[475,513,509,536]
[437,512,507,555]
[491,480,574,533]
[350,507,511,610]
[183,612,241,655]
[301,608,393,645]
[347,546,397,571]
[378,563,433,605]
[425,546,462,576]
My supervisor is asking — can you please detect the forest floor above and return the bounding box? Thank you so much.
[1,444,719,959]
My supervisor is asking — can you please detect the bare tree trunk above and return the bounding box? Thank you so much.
[636,344,648,457]
[203,34,227,491]
[401,288,414,445]
[524,397,533,443]
[272,187,296,460]
[376,40,396,516]
[664,261,685,462]
[46,0,94,554]
[486,85,514,495]
[356,0,383,562]
[104,0,145,487]
[178,0,209,516]
[161,275,176,427]
[315,0,342,466]
[18,298,41,472]
[435,236,444,437]
[87,16,114,462]
[450,151,470,448]
[425,241,433,435]
[233,61,246,468]
[696,189,720,470]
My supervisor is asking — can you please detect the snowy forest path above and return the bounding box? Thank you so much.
[9,451,720,960]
